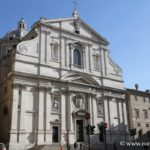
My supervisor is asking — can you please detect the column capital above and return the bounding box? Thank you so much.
[12,83,26,90]
[37,86,52,92]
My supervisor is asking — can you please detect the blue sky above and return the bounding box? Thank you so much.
[0,0,150,90]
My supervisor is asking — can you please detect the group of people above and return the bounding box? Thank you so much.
[67,142,83,150]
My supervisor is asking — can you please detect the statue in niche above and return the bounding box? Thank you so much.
[53,97,59,109]
[97,101,104,116]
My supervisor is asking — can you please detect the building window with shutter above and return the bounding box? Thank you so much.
[143,110,148,119]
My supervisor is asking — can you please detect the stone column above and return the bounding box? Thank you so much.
[19,86,26,144]
[122,99,128,141]
[69,44,73,70]
[116,99,121,127]
[45,89,51,143]
[61,94,67,144]
[46,31,51,62]
[89,44,93,72]
[10,86,19,143]
[39,30,46,62]
[88,94,92,124]
[83,48,86,70]
[68,93,75,144]
[37,87,44,144]
[107,98,111,128]
[104,97,109,126]
[64,37,68,67]
[100,48,105,76]
[85,46,89,71]
[93,97,98,131]
[60,38,65,68]
[123,101,128,127]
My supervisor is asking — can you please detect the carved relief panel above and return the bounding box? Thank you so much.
[72,93,85,109]
[96,97,104,117]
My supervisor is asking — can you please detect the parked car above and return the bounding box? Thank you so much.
[0,143,6,150]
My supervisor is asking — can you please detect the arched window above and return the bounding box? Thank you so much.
[73,48,81,65]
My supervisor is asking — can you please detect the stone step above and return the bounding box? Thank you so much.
[28,143,150,150]
[29,144,67,150]
[91,144,149,150]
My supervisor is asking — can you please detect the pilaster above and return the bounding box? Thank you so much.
[10,87,19,143]
[46,31,51,62]
[45,91,51,143]
[88,94,92,124]
[61,94,67,144]
[19,86,26,144]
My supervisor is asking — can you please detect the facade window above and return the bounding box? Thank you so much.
[146,124,149,128]
[137,123,141,127]
[75,30,80,34]
[51,44,59,61]
[93,55,100,70]
[138,129,143,137]
[143,110,148,119]
[135,109,139,118]
[73,48,81,66]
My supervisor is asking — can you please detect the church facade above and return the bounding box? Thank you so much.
[0,10,128,150]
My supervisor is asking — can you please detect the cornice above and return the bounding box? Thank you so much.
[40,22,108,45]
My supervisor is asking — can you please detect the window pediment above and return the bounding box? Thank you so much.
[68,41,86,49]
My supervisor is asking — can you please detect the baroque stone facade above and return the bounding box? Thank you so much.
[0,10,128,150]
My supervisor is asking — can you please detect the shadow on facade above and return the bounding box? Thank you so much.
[90,123,150,150]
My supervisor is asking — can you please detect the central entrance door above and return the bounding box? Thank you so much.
[76,120,84,142]
[52,126,59,143]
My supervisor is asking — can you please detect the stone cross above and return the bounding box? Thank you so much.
[73,0,78,9]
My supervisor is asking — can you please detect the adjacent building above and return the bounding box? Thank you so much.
[0,10,128,150]
[126,85,150,140]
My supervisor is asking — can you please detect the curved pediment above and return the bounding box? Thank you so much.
[72,109,88,118]
[61,73,100,86]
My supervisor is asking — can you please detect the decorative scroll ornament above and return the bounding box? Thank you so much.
[18,45,28,53]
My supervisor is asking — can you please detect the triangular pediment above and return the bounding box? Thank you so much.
[72,77,92,85]
[41,17,108,44]
[61,73,100,86]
